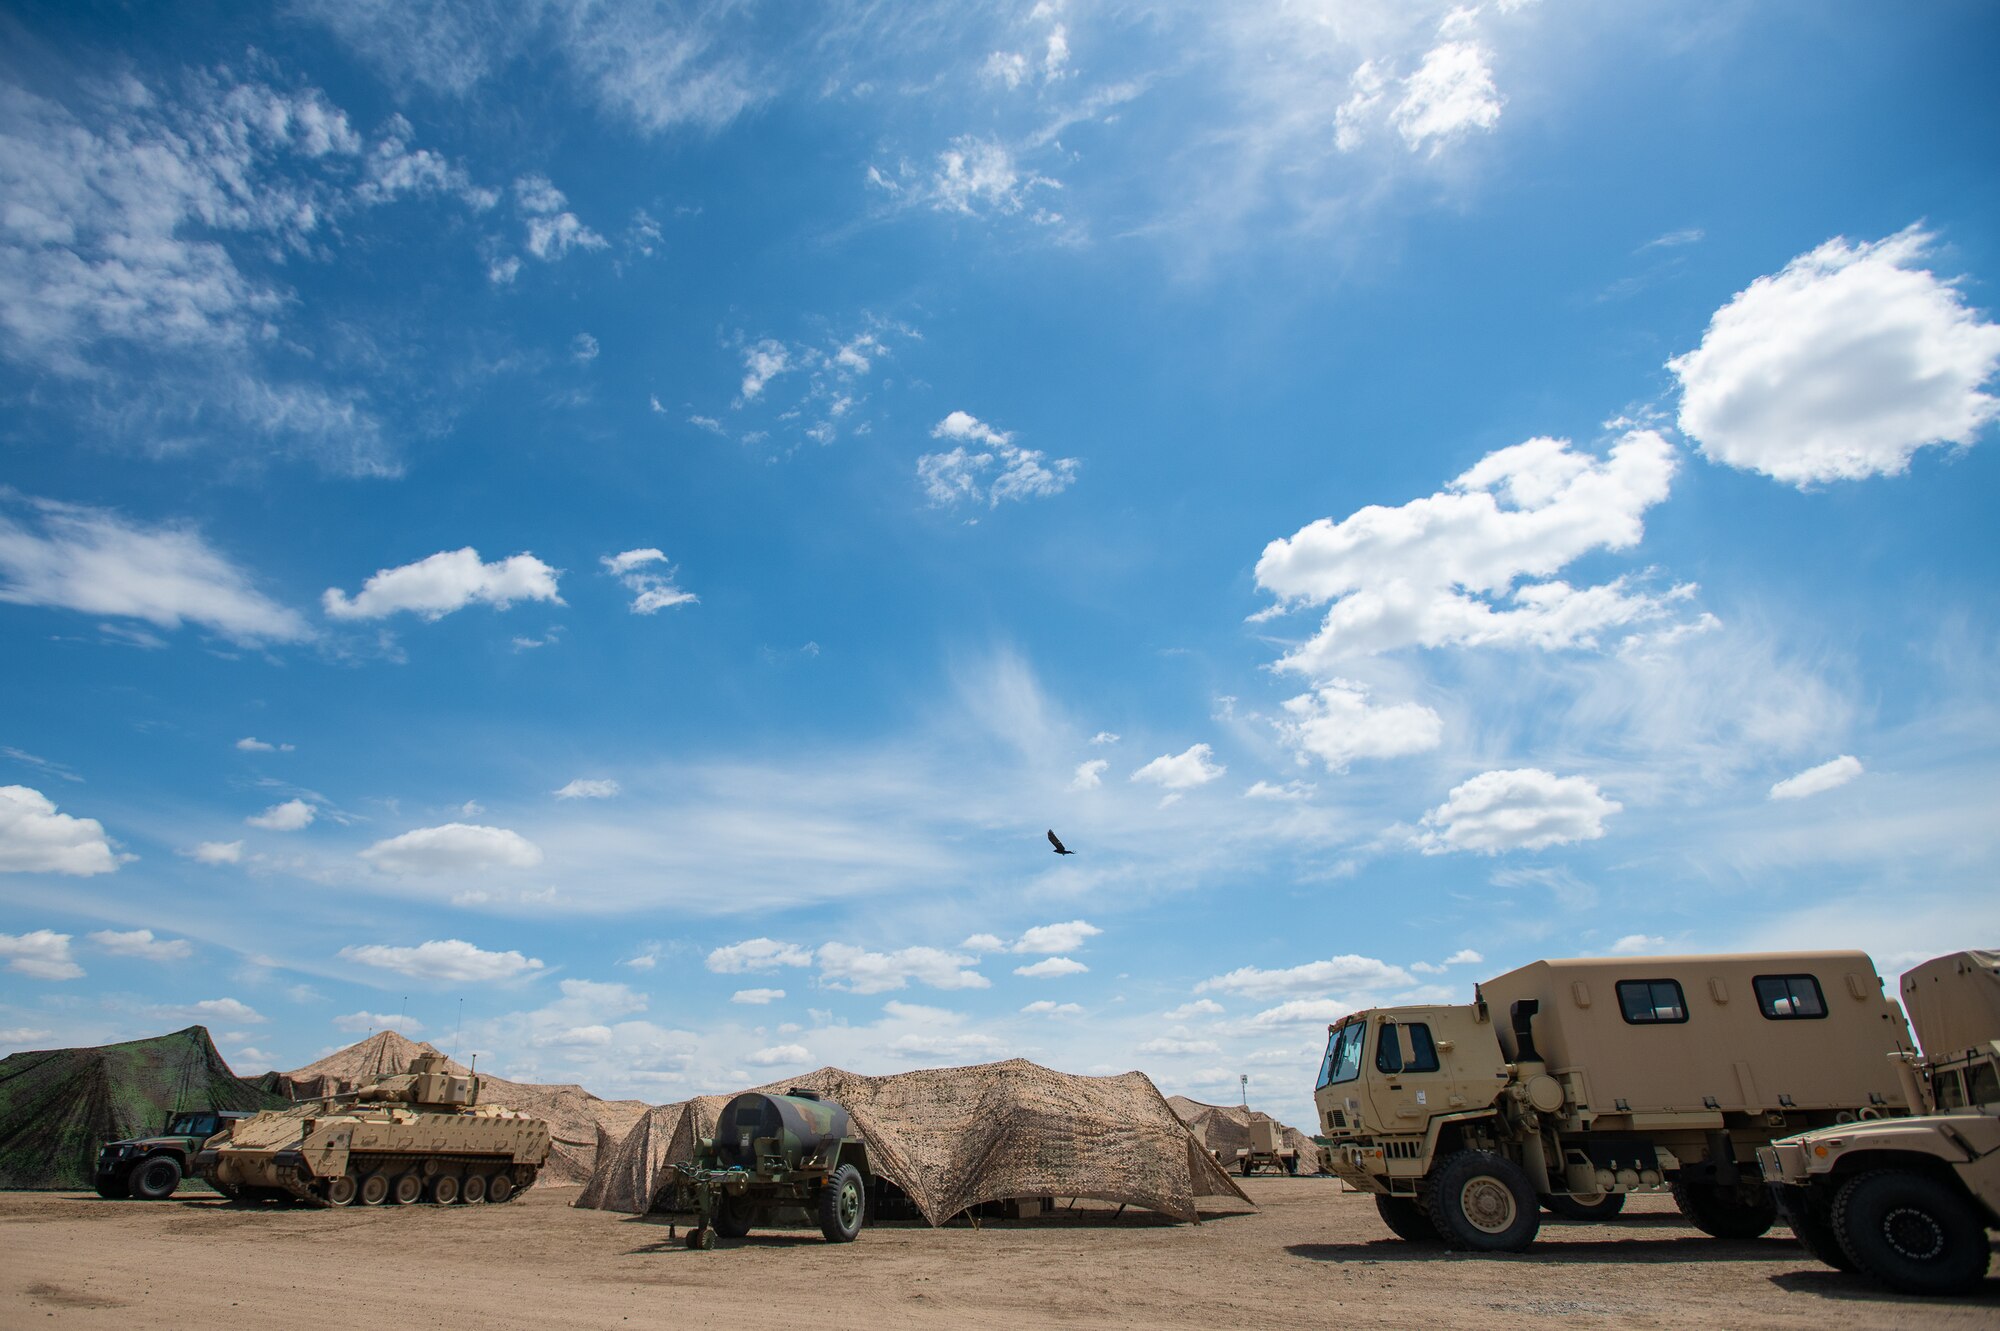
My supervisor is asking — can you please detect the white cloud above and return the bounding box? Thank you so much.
[235,737,294,753]
[1090,731,1120,746]
[918,412,1079,507]
[1199,955,1411,999]
[1021,1000,1083,1016]
[0,1028,53,1046]
[818,943,989,994]
[1255,432,1680,673]
[889,1030,1005,1060]
[338,938,545,983]
[731,988,785,1005]
[333,1010,424,1033]
[190,840,244,865]
[515,175,606,261]
[1393,41,1504,152]
[0,785,119,875]
[1163,999,1225,1019]
[1416,768,1621,854]
[1139,1036,1219,1055]
[600,549,696,614]
[1131,744,1225,791]
[554,778,621,800]
[1444,949,1484,966]
[0,929,84,980]
[746,1043,811,1066]
[1769,755,1864,801]
[324,549,562,621]
[572,332,600,362]
[1277,679,1443,771]
[928,137,1053,217]
[959,933,1006,953]
[159,997,265,1024]
[88,929,191,962]
[739,339,792,400]
[360,823,543,874]
[1069,759,1108,790]
[707,938,814,973]
[1013,921,1101,954]
[1244,780,1315,801]
[1013,956,1087,979]
[246,798,315,832]
[1608,934,1666,956]
[1670,227,2000,485]
[0,500,312,644]
[1248,998,1351,1027]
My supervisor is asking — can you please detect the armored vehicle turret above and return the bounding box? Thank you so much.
[667,1090,871,1249]
[194,1051,551,1206]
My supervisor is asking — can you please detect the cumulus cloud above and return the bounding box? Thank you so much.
[338,938,545,983]
[0,785,118,875]
[1069,759,1108,790]
[88,929,191,961]
[1247,998,1351,1026]
[1393,41,1504,151]
[600,549,696,614]
[514,174,606,261]
[1608,934,1666,956]
[1255,432,1680,673]
[360,824,543,874]
[1163,999,1225,1019]
[1198,955,1411,999]
[731,988,785,1005]
[1244,780,1315,801]
[927,137,1055,217]
[0,929,84,980]
[1012,921,1101,954]
[707,938,815,973]
[323,548,562,620]
[1277,680,1443,771]
[246,799,315,832]
[917,412,1079,507]
[554,778,620,800]
[817,943,988,994]
[0,500,311,644]
[1090,731,1120,746]
[1131,744,1225,791]
[1139,1035,1219,1055]
[746,1043,811,1066]
[1770,755,1864,801]
[959,933,1006,953]
[1013,956,1087,978]
[190,840,244,865]
[739,339,792,400]
[1670,227,2000,485]
[334,1010,424,1033]
[1415,768,1620,854]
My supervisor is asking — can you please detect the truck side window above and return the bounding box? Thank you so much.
[1934,1069,1966,1110]
[1403,1022,1440,1072]
[1616,979,1688,1024]
[1966,1060,2000,1108]
[1752,974,1827,1019]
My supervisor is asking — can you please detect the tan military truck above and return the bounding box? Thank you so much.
[1315,951,1914,1251]
[1759,949,1999,1294]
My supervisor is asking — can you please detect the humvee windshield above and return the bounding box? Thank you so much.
[1317,1021,1367,1089]
[165,1113,221,1137]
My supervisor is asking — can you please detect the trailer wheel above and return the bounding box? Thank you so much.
[1374,1194,1443,1243]
[130,1156,183,1201]
[1544,1192,1627,1221]
[1673,1180,1775,1240]
[1833,1169,1991,1295]
[1425,1151,1540,1252]
[1240,1157,1257,1177]
[713,1195,754,1238]
[817,1163,866,1243]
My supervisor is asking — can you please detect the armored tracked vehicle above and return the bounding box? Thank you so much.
[668,1090,870,1249]
[1760,949,2000,1295]
[1315,951,1916,1252]
[194,1051,550,1206]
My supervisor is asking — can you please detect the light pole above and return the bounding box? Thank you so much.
[1239,1074,1248,1108]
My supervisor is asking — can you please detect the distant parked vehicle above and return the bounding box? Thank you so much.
[95,1110,255,1199]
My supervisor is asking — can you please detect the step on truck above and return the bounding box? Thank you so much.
[1314,951,1915,1252]
[1760,949,2000,1295]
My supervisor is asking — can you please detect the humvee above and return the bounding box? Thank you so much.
[1315,951,1914,1251]
[95,1109,255,1199]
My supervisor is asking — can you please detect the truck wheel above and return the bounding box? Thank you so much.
[1544,1192,1627,1221]
[1375,1194,1443,1243]
[1425,1151,1540,1252]
[94,1174,130,1200]
[713,1195,754,1238]
[817,1163,865,1243]
[1770,1182,1853,1272]
[1240,1158,1256,1177]
[130,1156,183,1201]
[1673,1180,1775,1240]
[1284,1155,1299,1177]
[1833,1169,1991,1295]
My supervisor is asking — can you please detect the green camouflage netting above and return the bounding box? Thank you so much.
[0,1026,288,1190]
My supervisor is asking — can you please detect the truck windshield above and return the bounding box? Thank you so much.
[166,1113,217,1136]
[1317,1022,1367,1089]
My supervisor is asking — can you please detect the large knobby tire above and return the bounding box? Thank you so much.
[94,1174,130,1200]
[1833,1169,1992,1295]
[1770,1183,1854,1272]
[1544,1191,1628,1221]
[712,1195,754,1239]
[1424,1151,1541,1252]
[817,1163,866,1243]
[1673,1180,1776,1240]
[1375,1194,1443,1243]
[129,1156,183,1201]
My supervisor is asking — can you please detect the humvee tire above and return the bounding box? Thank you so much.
[1833,1170,1991,1295]
[713,1195,754,1238]
[1673,1180,1775,1240]
[130,1155,183,1201]
[1425,1151,1540,1252]
[1770,1183,1854,1271]
[1375,1194,1442,1243]
[817,1163,865,1242]
[1544,1192,1626,1221]
[93,1174,130,1200]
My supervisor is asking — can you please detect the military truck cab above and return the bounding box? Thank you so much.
[1316,951,1914,1252]
[95,1110,254,1200]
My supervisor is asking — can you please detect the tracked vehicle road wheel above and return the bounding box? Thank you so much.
[1544,1192,1627,1221]
[130,1156,183,1201]
[1375,1194,1443,1243]
[461,1174,487,1204]
[392,1174,422,1205]
[1673,1180,1776,1240]
[360,1173,390,1205]
[326,1174,358,1206]
[1424,1151,1540,1252]
[430,1175,460,1205]
[1833,1169,1991,1295]
[487,1173,514,1204]
[817,1163,865,1243]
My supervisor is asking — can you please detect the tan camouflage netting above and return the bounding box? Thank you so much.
[1165,1095,1328,1174]
[576,1058,1253,1225]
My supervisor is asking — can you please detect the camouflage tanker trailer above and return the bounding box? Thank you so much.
[668,1090,870,1249]
[195,1052,550,1205]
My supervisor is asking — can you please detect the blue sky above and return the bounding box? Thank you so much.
[2,0,1997,1131]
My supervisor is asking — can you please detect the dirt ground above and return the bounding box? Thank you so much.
[4,1180,1996,1329]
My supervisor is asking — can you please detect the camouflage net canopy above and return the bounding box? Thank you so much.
[577,1058,1252,1224]
[0,1026,288,1189]
[277,1031,649,1185]
[1166,1096,1329,1174]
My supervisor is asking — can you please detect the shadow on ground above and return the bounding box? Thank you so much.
[1767,1269,2000,1307]
[1287,1235,1802,1265]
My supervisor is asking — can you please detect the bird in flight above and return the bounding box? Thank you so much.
[1047,829,1075,856]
